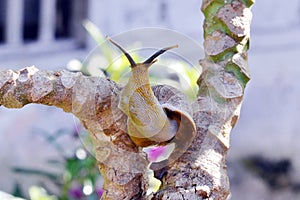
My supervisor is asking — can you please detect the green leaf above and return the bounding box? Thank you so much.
[29,186,57,200]
[82,20,114,63]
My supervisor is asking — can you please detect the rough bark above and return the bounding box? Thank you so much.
[148,0,254,199]
[0,67,144,199]
[0,0,254,199]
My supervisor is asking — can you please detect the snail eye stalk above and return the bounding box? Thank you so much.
[106,36,137,68]
[143,45,178,65]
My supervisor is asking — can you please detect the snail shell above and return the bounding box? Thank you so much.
[150,85,196,169]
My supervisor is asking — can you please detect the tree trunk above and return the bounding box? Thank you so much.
[0,0,254,199]
[151,0,254,199]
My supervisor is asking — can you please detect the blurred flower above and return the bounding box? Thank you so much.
[95,188,104,197]
[83,179,93,195]
[66,59,83,72]
[68,185,84,199]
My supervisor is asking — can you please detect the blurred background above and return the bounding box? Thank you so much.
[0,0,300,199]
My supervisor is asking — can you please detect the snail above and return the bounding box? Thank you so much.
[106,36,196,170]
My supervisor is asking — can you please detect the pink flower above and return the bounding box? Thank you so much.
[144,144,175,162]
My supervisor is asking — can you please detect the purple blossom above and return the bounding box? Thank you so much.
[69,186,84,199]
[96,188,104,197]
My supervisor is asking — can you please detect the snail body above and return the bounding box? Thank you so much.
[119,62,179,146]
[107,37,196,167]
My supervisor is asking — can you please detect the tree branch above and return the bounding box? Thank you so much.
[0,66,145,199]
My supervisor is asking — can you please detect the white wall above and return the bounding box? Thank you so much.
[229,2,300,199]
